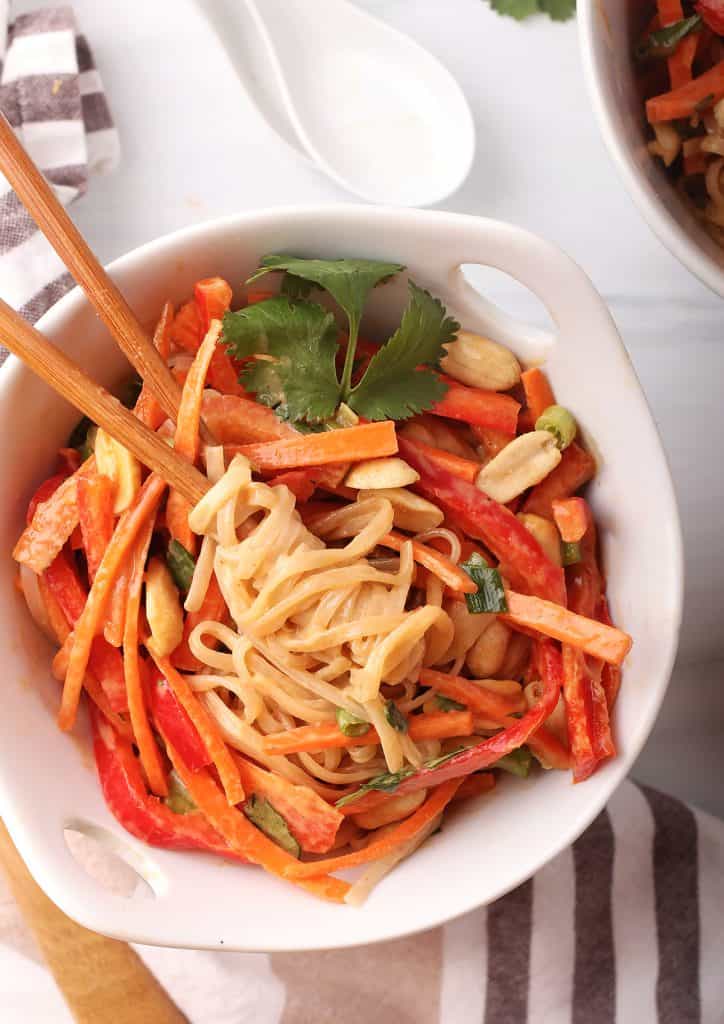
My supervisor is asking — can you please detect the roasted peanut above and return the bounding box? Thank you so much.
[145,557,184,657]
[95,428,140,513]
[345,457,419,489]
[441,330,521,391]
[475,430,561,504]
[518,512,562,567]
[357,487,443,533]
[466,619,511,678]
[439,599,495,663]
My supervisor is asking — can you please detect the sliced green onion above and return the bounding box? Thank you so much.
[561,540,581,566]
[384,700,408,733]
[164,770,196,815]
[495,746,532,778]
[535,405,577,450]
[461,553,508,614]
[436,694,466,712]
[243,795,300,857]
[336,707,370,737]
[166,540,196,594]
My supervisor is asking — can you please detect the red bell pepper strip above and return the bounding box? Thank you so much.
[43,548,129,713]
[77,472,115,580]
[398,436,566,604]
[341,640,563,812]
[91,706,246,860]
[431,376,520,435]
[522,443,596,519]
[26,473,68,524]
[170,299,204,354]
[201,392,298,444]
[696,0,724,33]
[149,670,211,773]
[267,469,317,503]
[14,463,89,574]
[562,645,598,783]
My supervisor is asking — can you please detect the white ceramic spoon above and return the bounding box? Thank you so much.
[196,0,476,206]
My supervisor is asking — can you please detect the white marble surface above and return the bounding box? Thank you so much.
[16,0,724,813]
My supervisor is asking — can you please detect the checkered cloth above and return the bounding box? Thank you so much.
[0,3,117,332]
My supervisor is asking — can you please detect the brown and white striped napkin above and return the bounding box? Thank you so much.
[0,3,118,331]
[1,780,720,1022]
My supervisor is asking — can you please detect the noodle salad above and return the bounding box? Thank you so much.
[641,0,724,242]
[14,257,632,905]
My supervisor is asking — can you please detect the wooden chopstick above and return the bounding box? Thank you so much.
[0,298,208,505]
[0,113,183,424]
[0,821,188,1024]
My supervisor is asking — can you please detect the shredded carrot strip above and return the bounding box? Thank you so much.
[162,738,349,902]
[420,670,525,718]
[149,652,244,806]
[172,572,228,671]
[104,567,129,647]
[284,779,461,879]
[58,474,167,731]
[502,590,632,665]
[398,436,480,483]
[228,421,398,471]
[379,531,476,594]
[134,302,174,430]
[123,516,168,797]
[166,321,222,555]
[646,59,724,123]
[521,368,556,422]
[261,710,474,757]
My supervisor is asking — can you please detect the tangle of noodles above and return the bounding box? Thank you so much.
[186,454,452,778]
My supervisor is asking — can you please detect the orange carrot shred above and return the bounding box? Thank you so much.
[521,368,556,422]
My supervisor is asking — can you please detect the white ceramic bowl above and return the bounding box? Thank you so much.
[0,206,682,951]
[579,0,724,296]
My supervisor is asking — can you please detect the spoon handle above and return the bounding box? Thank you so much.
[0,821,187,1024]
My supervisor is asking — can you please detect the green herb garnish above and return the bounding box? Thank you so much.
[384,700,408,733]
[335,767,415,808]
[423,746,467,770]
[636,14,701,60]
[461,552,508,614]
[68,419,97,462]
[223,257,457,427]
[164,770,196,815]
[335,746,470,808]
[495,746,533,778]
[166,539,196,594]
[336,707,370,737]
[243,794,300,857]
[561,540,581,567]
[695,92,716,114]
[436,694,467,712]
[488,0,575,21]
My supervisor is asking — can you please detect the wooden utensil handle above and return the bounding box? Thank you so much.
[0,113,182,423]
[0,298,208,504]
[0,821,188,1024]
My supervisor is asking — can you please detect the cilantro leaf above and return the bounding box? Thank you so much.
[247,255,404,397]
[348,282,457,421]
[538,0,575,20]
[489,0,540,20]
[222,297,340,423]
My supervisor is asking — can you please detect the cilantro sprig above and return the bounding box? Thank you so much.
[223,255,459,427]
[487,0,575,21]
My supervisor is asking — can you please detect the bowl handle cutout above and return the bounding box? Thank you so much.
[399,217,622,371]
